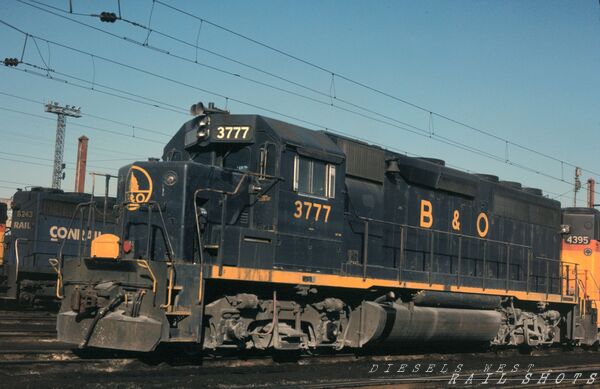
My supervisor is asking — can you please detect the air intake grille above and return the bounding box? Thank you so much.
[336,138,384,183]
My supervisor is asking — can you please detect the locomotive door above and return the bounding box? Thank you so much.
[275,148,343,271]
[234,140,279,269]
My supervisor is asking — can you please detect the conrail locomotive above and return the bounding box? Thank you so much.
[56,103,600,352]
[0,187,115,306]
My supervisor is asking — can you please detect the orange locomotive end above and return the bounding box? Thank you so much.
[0,202,7,266]
[561,207,600,328]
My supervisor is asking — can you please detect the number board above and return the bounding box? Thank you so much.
[565,235,590,245]
[211,126,254,142]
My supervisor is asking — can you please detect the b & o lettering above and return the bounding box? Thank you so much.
[477,212,489,238]
[420,200,433,228]
[452,210,461,231]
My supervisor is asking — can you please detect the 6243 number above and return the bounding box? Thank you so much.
[293,200,332,223]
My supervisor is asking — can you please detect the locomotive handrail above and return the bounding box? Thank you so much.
[57,201,95,263]
[578,269,600,302]
[356,215,572,296]
[356,215,533,249]
[53,200,98,300]
[13,237,28,284]
[587,271,600,300]
[117,200,176,262]
[192,173,249,277]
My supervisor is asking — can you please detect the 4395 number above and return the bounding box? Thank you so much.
[565,235,590,245]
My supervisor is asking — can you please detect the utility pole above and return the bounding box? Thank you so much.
[573,167,582,207]
[45,102,82,189]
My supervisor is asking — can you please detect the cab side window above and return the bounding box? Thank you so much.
[224,146,251,171]
[293,155,335,199]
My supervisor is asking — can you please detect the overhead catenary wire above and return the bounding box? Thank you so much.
[0,90,172,139]
[0,146,121,171]
[3,64,189,117]
[150,0,600,179]
[0,104,164,145]
[17,0,596,173]
[12,0,600,194]
[13,0,481,151]
[1,15,596,201]
[0,123,148,160]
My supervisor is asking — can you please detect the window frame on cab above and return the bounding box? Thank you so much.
[292,154,336,200]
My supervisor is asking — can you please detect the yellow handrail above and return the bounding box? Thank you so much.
[48,258,64,299]
[137,259,157,293]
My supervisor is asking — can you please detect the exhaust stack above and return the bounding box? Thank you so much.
[588,179,596,208]
[74,136,89,193]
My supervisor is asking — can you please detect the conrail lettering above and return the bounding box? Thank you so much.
[49,226,102,241]
[12,221,31,229]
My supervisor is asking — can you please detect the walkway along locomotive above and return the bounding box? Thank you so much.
[0,187,115,306]
[57,105,599,352]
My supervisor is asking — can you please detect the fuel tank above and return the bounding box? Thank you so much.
[412,290,502,310]
[348,301,502,347]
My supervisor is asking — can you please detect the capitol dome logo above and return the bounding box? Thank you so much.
[126,166,153,211]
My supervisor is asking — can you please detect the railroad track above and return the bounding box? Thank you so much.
[1,309,599,388]
[2,350,599,388]
[0,309,64,358]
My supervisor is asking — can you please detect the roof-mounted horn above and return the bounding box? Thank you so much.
[190,101,230,116]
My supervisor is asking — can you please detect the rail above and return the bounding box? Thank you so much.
[357,216,578,300]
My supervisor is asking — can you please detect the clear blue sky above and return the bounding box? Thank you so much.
[0,0,599,206]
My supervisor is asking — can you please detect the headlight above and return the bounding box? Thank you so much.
[197,127,210,140]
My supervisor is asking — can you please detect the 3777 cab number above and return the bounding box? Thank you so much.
[293,200,332,223]
[215,126,251,140]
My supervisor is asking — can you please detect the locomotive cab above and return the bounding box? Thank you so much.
[59,110,346,351]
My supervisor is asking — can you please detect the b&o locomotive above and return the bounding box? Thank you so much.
[56,104,599,352]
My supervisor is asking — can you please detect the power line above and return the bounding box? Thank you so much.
[14,1,600,186]
[0,90,171,138]
[5,64,188,117]
[0,123,147,160]
[2,18,595,198]
[150,0,600,179]
[0,148,118,171]
[14,1,453,149]
[0,103,164,145]
[0,178,36,186]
